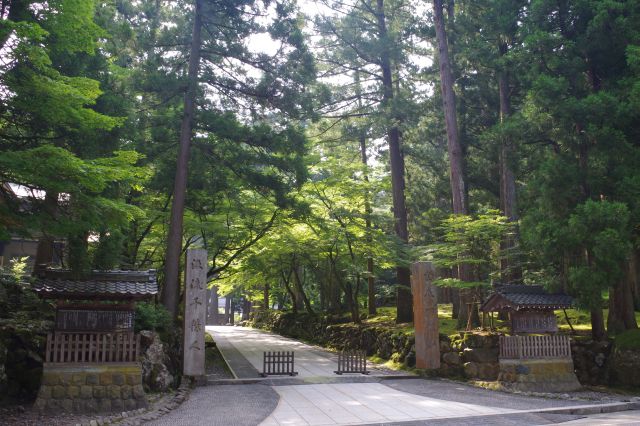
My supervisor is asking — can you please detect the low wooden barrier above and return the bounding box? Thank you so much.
[45,331,140,364]
[499,335,571,359]
[261,351,298,376]
[335,350,369,375]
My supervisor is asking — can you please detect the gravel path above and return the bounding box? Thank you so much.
[145,384,279,426]
[0,404,93,426]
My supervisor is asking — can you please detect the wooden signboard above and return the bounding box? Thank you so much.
[183,249,207,377]
[411,262,440,369]
[56,310,134,331]
[511,311,558,334]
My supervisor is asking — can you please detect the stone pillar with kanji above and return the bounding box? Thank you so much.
[183,249,207,378]
[411,261,441,369]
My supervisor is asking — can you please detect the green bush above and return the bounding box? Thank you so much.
[0,274,54,400]
[135,302,174,338]
[614,329,640,351]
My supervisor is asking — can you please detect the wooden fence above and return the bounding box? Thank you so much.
[499,335,571,359]
[45,331,140,364]
[261,351,298,376]
[335,350,369,375]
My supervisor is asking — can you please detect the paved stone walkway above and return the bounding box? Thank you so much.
[148,326,640,426]
[261,382,521,425]
[209,326,404,379]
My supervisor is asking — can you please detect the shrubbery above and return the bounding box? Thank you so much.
[0,274,54,401]
[135,302,174,341]
[614,329,640,351]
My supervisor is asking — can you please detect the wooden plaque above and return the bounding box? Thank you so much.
[511,311,558,334]
[183,249,207,376]
[56,309,134,331]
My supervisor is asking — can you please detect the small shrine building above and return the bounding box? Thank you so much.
[32,269,157,413]
[480,284,581,392]
[481,284,573,334]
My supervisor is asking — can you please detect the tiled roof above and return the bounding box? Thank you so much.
[500,292,573,309]
[32,270,157,300]
[481,284,573,311]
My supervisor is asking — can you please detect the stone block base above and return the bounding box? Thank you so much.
[498,358,581,392]
[463,361,499,380]
[610,349,640,387]
[35,363,148,413]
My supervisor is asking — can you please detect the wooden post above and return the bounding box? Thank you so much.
[183,249,207,378]
[411,262,440,369]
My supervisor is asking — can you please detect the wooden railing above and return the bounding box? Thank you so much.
[335,350,369,375]
[45,331,140,364]
[499,335,571,359]
[261,351,298,377]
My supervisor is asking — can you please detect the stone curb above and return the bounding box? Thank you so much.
[352,401,640,426]
[207,374,419,386]
[73,381,191,426]
[529,400,640,416]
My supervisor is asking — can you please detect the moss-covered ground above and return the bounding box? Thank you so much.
[362,305,640,339]
[613,329,640,350]
[204,332,233,379]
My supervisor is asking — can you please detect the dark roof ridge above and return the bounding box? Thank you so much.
[32,269,158,300]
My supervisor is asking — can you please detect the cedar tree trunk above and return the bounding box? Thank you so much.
[162,0,203,319]
[33,191,58,275]
[497,46,520,284]
[434,0,477,328]
[375,0,412,323]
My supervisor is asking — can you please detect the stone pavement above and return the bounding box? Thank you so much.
[208,326,406,379]
[558,409,640,425]
[261,382,521,425]
[147,326,640,426]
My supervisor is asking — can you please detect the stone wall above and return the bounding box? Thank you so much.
[571,339,612,386]
[249,310,415,365]
[497,359,581,392]
[439,332,500,380]
[249,311,500,379]
[249,310,640,389]
[609,348,640,387]
[0,339,7,395]
[34,363,147,413]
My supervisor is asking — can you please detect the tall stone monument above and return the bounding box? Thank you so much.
[183,249,207,378]
[411,261,440,369]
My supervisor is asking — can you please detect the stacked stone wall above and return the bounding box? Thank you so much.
[35,363,147,413]
[609,348,640,387]
[438,332,499,380]
[249,310,640,389]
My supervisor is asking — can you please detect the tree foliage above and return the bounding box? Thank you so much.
[1,0,639,338]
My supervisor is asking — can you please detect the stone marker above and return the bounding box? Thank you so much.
[411,261,440,369]
[183,249,207,377]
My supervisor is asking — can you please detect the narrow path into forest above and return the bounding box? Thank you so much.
[207,325,409,379]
